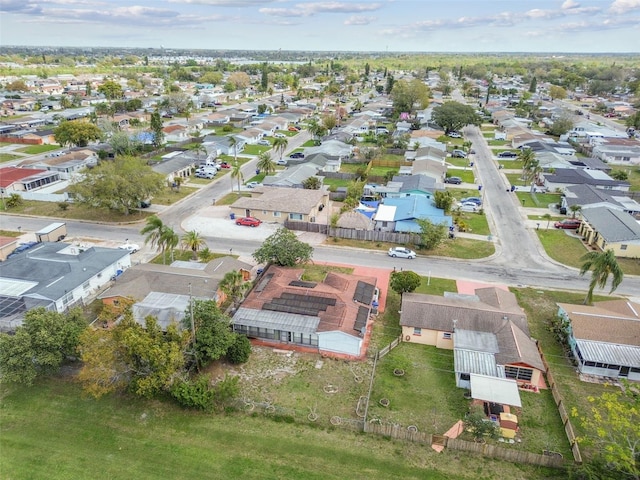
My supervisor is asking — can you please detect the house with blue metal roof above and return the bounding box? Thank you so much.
[373,195,452,233]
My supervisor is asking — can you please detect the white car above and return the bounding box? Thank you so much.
[246,181,261,189]
[274,133,286,138]
[447,131,462,138]
[388,247,416,259]
[276,159,288,166]
[119,243,140,253]
[257,139,271,146]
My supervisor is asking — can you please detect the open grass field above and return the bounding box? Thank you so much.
[0,153,22,162]
[515,191,562,208]
[0,377,565,480]
[17,144,60,154]
[0,199,154,223]
[454,211,491,236]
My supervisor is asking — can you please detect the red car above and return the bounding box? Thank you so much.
[288,126,300,132]
[219,162,231,169]
[554,219,582,229]
[236,217,261,227]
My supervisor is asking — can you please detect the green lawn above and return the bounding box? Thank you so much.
[17,144,61,154]
[0,199,154,223]
[242,144,272,155]
[487,140,509,146]
[152,186,197,206]
[0,153,21,163]
[414,277,458,295]
[447,157,471,168]
[515,191,562,208]
[323,177,352,190]
[497,160,524,169]
[340,163,368,173]
[454,212,490,236]
[448,169,475,184]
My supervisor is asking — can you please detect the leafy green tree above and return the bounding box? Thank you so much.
[389,270,421,299]
[69,156,165,214]
[528,76,537,93]
[322,114,337,132]
[109,131,142,156]
[150,111,164,147]
[390,78,431,115]
[415,218,448,250]
[625,111,640,130]
[181,230,206,260]
[256,151,276,175]
[434,190,454,213]
[572,382,640,480]
[54,120,103,147]
[5,193,23,208]
[219,270,251,309]
[97,79,123,100]
[186,300,236,368]
[548,85,567,101]
[273,136,288,160]
[548,114,574,136]
[432,101,481,135]
[253,227,313,266]
[0,308,87,385]
[579,249,624,305]
[78,315,189,398]
[464,408,500,441]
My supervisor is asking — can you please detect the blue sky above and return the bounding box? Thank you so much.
[1,0,638,53]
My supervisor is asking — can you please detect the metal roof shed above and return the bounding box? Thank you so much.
[470,374,522,408]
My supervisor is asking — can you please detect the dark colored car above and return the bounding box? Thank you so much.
[461,197,482,206]
[289,152,305,159]
[235,217,262,227]
[445,176,462,184]
[139,200,151,208]
[554,219,582,229]
[7,241,39,259]
[498,151,518,158]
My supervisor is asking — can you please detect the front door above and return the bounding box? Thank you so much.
[620,366,630,377]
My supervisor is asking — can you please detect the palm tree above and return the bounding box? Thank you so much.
[569,204,582,219]
[273,136,288,160]
[256,151,276,176]
[140,215,165,251]
[231,162,244,192]
[579,249,624,305]
[161,227,179,264]
[181,230,206,260]
[228,136,238,164]
[219,270,251,309]
[542,213,552,229]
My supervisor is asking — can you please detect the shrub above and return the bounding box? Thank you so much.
[226,335,251,364]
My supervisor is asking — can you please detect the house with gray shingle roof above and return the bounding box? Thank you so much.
[557,299,640,381]
[578,206,640,258]
[563,184,640,217]
[543,168,630,192]
[0,242,131,331]
[400,287,545,391]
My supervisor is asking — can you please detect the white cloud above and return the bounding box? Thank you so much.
[344,15,376,25]
[561,0,580,9]
[260,2,382,17]
[609,0,640,14]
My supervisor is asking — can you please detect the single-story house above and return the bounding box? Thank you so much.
[557,299,640,382]
[577,206,640,258]
[563,184,640,218]
[23,149,98,179]
[162,124,189,142]
[232,265,377,358]
[399,287,545,390]
[152,151,199,181]
[235,128,265,145]
[229,186,328,224]
[0,166,61,194]
[543,168,630,192]
[202,135,245,156]
[373,195,452,233]
[0,242,131,331]
[99,257,251,330]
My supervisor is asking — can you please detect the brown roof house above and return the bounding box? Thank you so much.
[229,186,328,225]
[557,299,640,382]
[99,256,251,331]
[400,287,545,405]
[232,265,377,358]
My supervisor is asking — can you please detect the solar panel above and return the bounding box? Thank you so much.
[353,281,376,305]
[255,273,273,293]
[289,280,317,288]
[354,305,369,332]
[263,302,319,317]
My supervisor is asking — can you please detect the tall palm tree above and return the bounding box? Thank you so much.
[161,227,179,264]
[140,215,165,251]
[579,249,624,305]
[181,230,206,260]
[219,270,251,309]
[273,136,288,160]
[231,162,244,192]
[569,204,582,219]
[256,151,275,175]
[228,136,238,164]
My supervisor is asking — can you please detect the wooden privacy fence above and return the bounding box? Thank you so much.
[446,438,565,469]
[366,423,431,444]
[537,342,583,464]
[284,221,420,245]
[376,335,403,360]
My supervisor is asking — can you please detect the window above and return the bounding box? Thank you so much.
[273,211,281,217]
[289,213,303,220]
[442,332,452,340]
[505,366,533,382]
[413,327,421,336]
[620,245,627,250]
[460,373,470,381]
[83,281,91,291]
